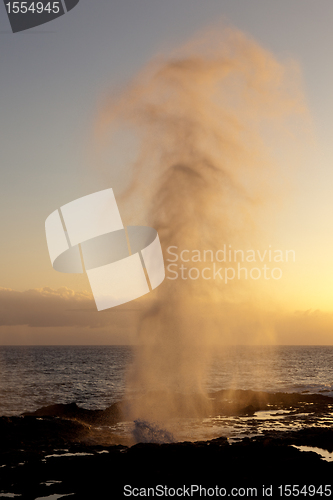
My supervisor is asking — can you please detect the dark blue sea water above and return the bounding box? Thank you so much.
[1,345,333,442]
[0,345,132,416]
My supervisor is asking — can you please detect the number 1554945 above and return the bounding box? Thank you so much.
[278,485,331,497]
[5,2,60,14]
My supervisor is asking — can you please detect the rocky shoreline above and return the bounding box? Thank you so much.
[1,391,333,499]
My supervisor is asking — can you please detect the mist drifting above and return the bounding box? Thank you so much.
[95,26,306,433]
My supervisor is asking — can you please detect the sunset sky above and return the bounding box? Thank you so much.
[1,1,333,344]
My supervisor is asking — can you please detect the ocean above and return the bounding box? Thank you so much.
[1,345,333,443]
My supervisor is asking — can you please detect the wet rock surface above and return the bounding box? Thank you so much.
[1,428,333,499]
[1,391,333,499]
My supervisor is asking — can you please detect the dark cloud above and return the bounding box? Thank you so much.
[1,287,332,345]
[0,287,140,328]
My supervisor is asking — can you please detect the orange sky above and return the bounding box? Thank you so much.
[2,2,333,344]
